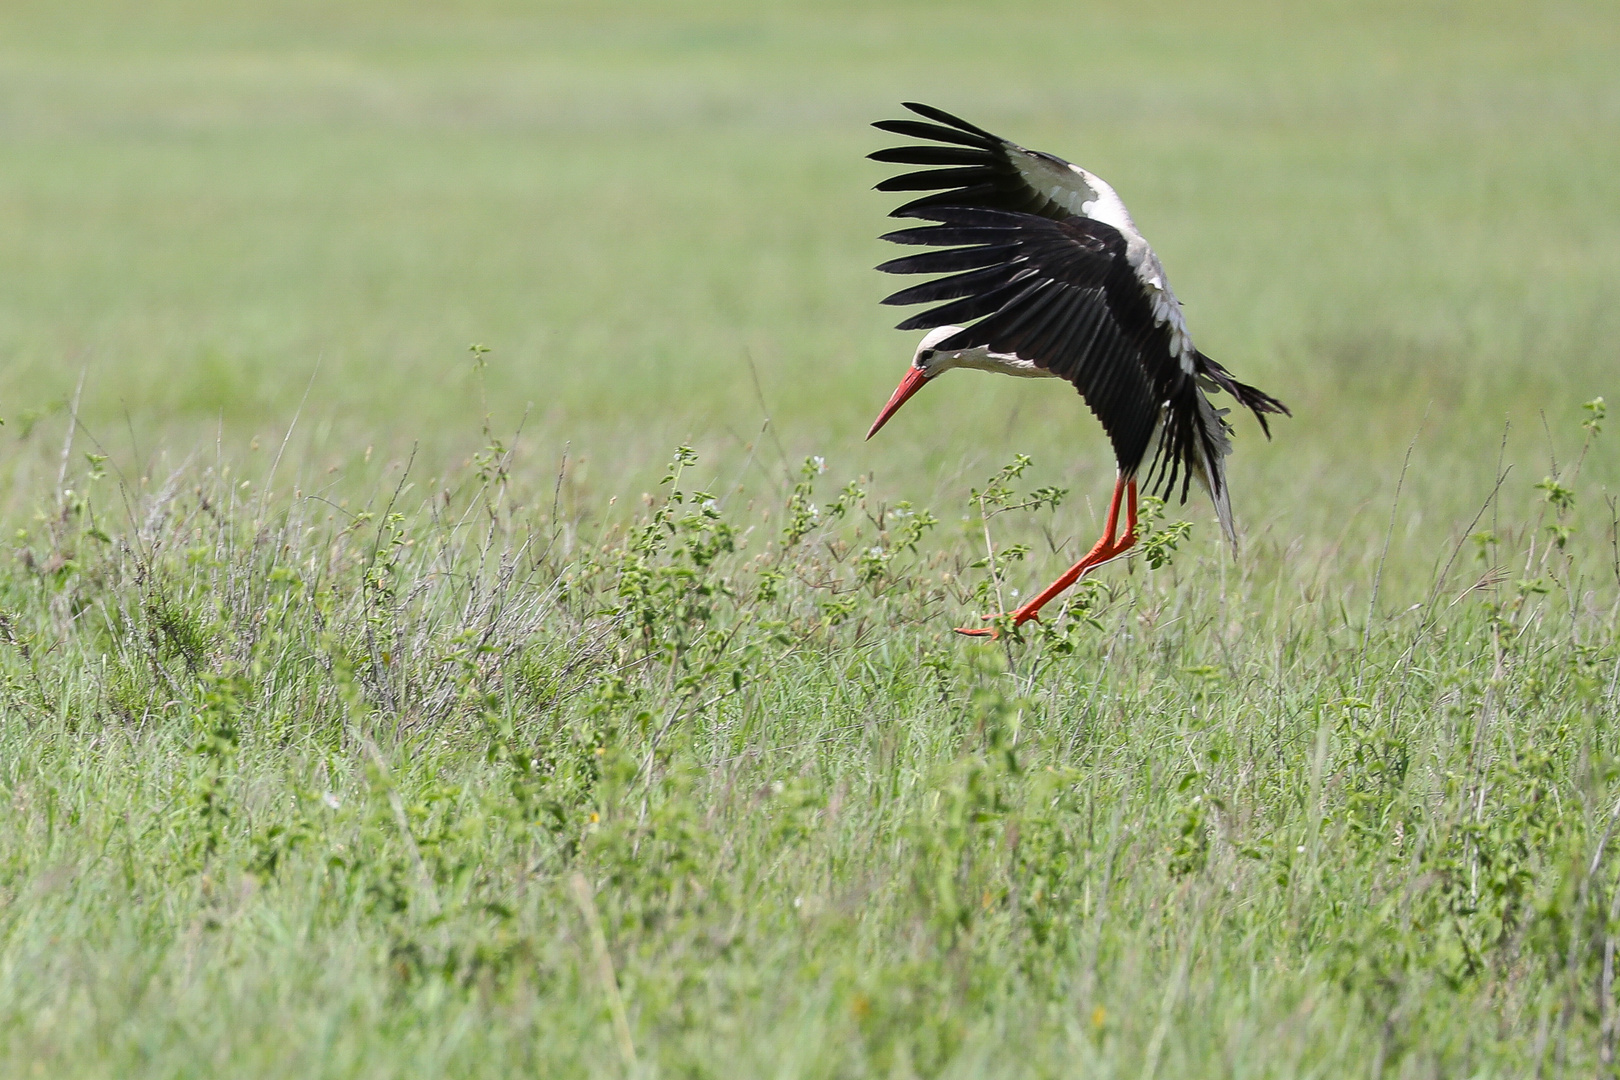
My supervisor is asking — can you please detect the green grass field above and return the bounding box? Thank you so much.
[2,1,1619,1075]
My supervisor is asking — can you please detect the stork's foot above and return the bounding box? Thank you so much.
[953,612,1036,638]
[952,477,1139,641]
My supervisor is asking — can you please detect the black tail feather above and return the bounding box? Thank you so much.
[1194,352,1290,438]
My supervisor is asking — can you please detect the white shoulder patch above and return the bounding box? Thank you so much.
[1006,147,1096,217]
[1007,143,1199,370]
[1136,252,1196,370]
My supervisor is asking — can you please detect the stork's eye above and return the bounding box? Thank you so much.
[917,349,935,364]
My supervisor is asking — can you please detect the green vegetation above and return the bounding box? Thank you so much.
[1,1,1618,1075]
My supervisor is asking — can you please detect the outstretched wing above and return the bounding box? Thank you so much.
[871,104,1292,531]
[870,102,1105,222]
[878,206,1171,480]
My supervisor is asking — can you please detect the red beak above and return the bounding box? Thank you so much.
[866,366,931,440]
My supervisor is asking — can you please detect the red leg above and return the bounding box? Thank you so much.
[955,478,1140,637]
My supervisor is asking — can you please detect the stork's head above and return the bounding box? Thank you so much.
[865,326,962,440]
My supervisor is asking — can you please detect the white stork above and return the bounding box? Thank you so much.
[863,103,1288,636]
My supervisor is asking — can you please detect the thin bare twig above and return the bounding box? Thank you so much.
[56,368,88,504]
[259,357,321,523]
[570,873,638,1073]
[1358,411,1428,685]
[743,349,793,488]
[358,733,442,918]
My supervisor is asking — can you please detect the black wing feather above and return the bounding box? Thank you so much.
[1194,352,1292,435]
[869,119,991,148]
[878,207,1168,473]
[875,167,1003,192]
[880,265,1038,307]
[894,277,1046,331]
[870,104,1074,222]
[898,101,1002,140]
[868,146,989,167]
[875,244,1021,276]
[879,224,1009,247]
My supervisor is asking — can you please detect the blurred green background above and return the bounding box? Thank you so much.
[0,0,1616,532]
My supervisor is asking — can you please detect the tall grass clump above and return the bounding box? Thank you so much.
[0,399,1616,1076]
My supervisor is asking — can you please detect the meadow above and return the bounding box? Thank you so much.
[1,0,1619,1075]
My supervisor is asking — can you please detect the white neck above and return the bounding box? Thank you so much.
[913,326,1062,381]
